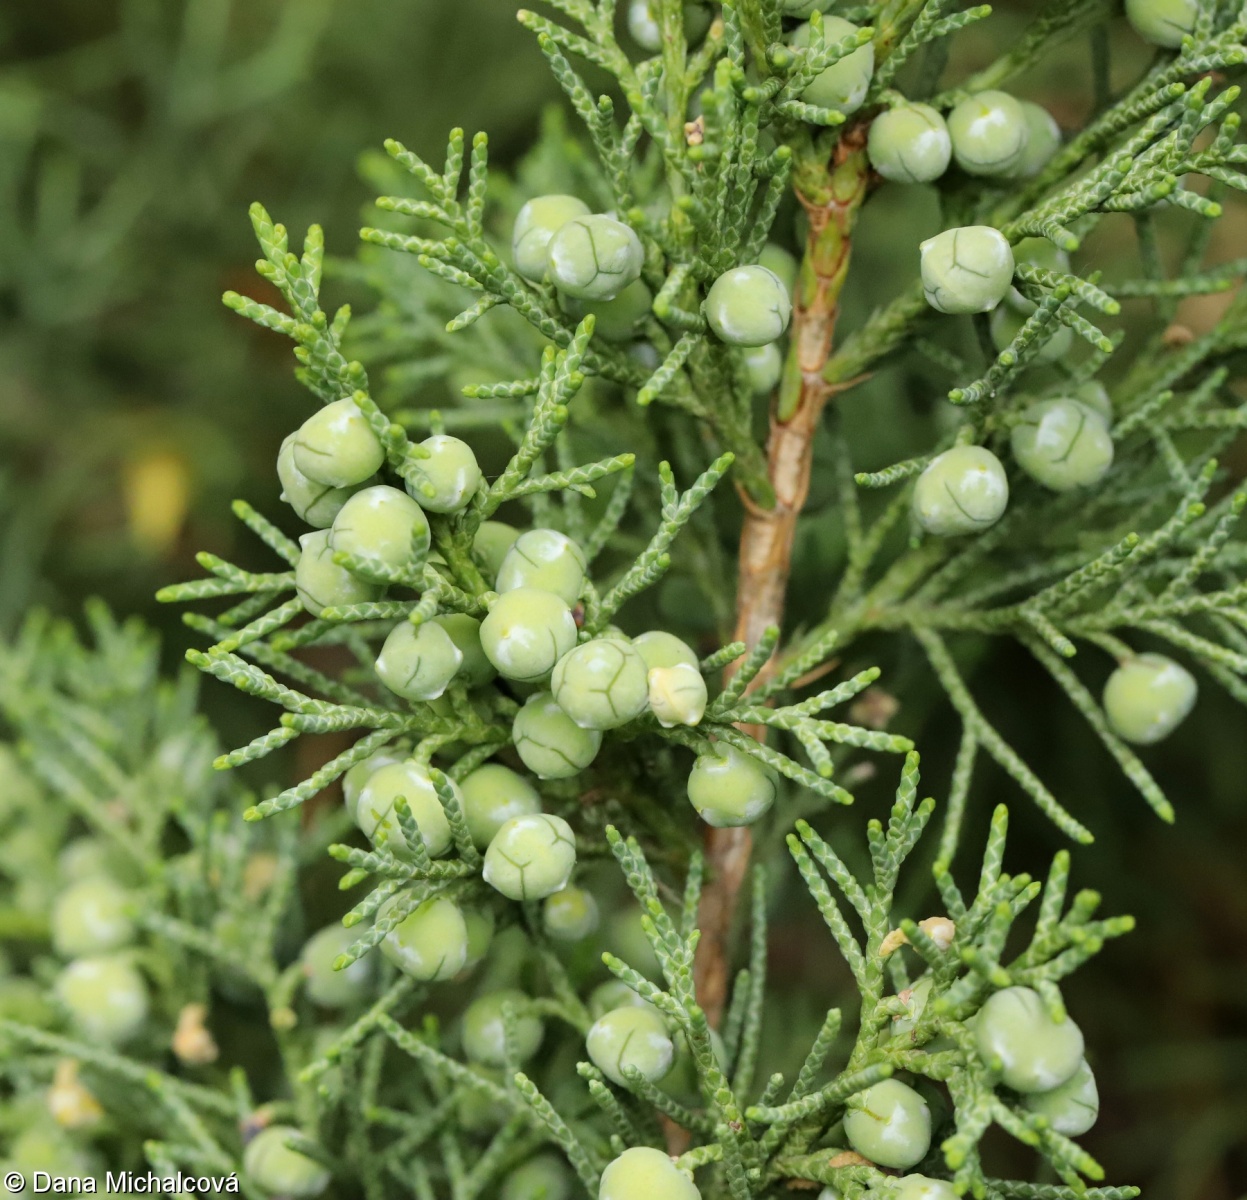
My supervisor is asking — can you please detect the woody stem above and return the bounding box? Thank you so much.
[693,131,871,1028]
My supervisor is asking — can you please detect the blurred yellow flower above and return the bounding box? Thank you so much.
[123,449,191,554]
[47,1059,103,1129]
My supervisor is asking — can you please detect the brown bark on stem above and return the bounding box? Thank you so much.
[693,130,871,1028]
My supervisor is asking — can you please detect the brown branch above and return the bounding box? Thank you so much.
[693,130,872,1028]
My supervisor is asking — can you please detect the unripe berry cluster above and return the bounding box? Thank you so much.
[511,196,793,383]
[46,861,148,1048]
[267,392,791,993]
[866,89,1059,190]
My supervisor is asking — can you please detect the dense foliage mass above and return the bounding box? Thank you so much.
[3,1,1247,1199]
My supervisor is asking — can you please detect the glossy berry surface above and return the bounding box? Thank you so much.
[460,763,543,849]
[1011,399,1114,491]
[243,1125,330,1198]
[660,1026,730,1094]
[55,955,149,1045]
[1103,653,1198,745]
[606,907,664,980]
[461,907,496,972]
[1073,380,1113,421]
[407,434,482,513]
[551,637,651,730]
[633,0,713,48]
[296,531,382,617]
[341,748,405,820]
[893,1176,958,1200]
[626,1,663,51]
[1010,102,1062,178]
[647,663,708,728]
[704,265,792,346]
[920,226,1014,314]
[587,1004,675,1085]
[1005,236,1070,313]
[947,90,1030,176]
[480,588,578,682]
[433,613,496,688]
[598,1147,701,1200]
[792,18,875,117]
[328,485,431,578]
[300,924,372,1008]
[292,398,385,489]
[512,194,592,282]
[1022,1057,1099,1135]
[1125,0,1198,47]
[912,446,1009,537]
[495,529,588,606]
[686,744,777,827]
[989,303,1074,362]
[559,278,653,342]
[380,895,469,981]
[546,215,644,301]
[501,1155,573,1200]
[868,104,952,183]
[758,243,798,293]
[543,885,601,941]
[278,434,353,528]
[588,980,659,1021]
[482,812,577,900]
[354,759,453,858]
[513,691,603,778]
[374,618,464,702]
[473,521,521,581]
[974,986,1085,1093]
[633,630,699,671]
[461,988,544,1066]
[51,878,134,958]
[843,1078,932,1169]
[743,341,783,395]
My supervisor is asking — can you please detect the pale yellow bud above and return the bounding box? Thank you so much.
[173,1002,219,1066]
[47,1059,103,1130]
[918,916,956,951]
[243,852,281,900]
[647,664,708,728]
[843,761,877,786]
[880,915,956,959]
[849,687,900,730]
[123,449,191,555]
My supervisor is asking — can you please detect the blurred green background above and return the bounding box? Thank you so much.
[0,2,1243,1197]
